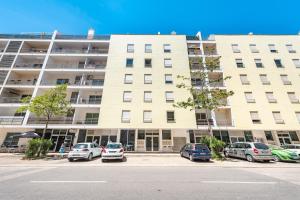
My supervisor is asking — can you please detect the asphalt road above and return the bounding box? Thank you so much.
[0,165,300,200]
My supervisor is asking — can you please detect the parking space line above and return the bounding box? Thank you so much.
[201,181,277,184]
[30,180,107,183]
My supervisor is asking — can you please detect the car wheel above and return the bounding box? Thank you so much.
[180,151,184,157]
[274,155,280,162]
[246,154,254,162]
[68,158,73,162]
[206,159,210,162]
[101,159,106,162]
[224,151,228,158]
[189,154,194,161]
[87,153,93,161]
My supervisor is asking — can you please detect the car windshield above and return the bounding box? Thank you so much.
[195,144,208,149]
[254,143,269,150]
[73,144,88,149]
[106,144,121,149]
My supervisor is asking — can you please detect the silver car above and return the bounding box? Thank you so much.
[224,142,274,162]
[102,143,125,162]
[68,143,102,161]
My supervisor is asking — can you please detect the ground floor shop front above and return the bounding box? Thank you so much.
[1,128,300,152]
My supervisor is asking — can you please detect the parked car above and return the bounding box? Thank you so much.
[68,143,102,161]
[268,145,300,162]
[281,144,300,156]
[224,142,274,162]
[102,142,124,162]
[180,143,211,161]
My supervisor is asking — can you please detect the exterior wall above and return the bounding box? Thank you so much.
[100,35,197,129]
[214,35,300,131]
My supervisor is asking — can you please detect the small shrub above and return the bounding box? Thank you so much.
[25,139,52,158]
[200,136,225,159]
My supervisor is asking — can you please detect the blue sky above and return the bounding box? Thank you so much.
[0,0,299,37]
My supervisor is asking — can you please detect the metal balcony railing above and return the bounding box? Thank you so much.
[21,48,48,53]
[46,64,106,69]
[55,35,110,40]
[6,79,37,86]
[216,120,234,127]
[41,79,104,86]
[70,97,102,104]
[0,116,24,125]
[52,48,109,54]
[196,119,214,125]
[0,34,52,39]
[15,64,43,69]
[0,97,23,103]
[27,117,99,125]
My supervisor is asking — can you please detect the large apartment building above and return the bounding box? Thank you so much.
[0,30,300,152]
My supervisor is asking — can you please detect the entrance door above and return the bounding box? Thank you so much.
[146,136,159,152]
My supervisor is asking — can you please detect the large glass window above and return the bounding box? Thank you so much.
[167,111,175,122]
[264,131,274,141]
[162,130,171,140]
[120,130,135,151]
[244,131,254,142]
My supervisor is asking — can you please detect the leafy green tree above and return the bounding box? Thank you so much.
[174,50,234,136]
[17,84,71,138]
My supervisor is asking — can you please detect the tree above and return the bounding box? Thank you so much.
[174,48,234,136]
[17,84,71,138]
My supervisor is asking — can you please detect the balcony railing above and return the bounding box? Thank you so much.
[70,97,102,104]
[216,120,234,127]
[0,116,24,125]
[196,119,214,125]
[21,48,48,53]
[0,34,52,39]
[186,36,199,40]
[55,35,110,40]
[41,79,104,86]
[188,50,201,55]
[27,117,99,125]
[15,64,43,69]
[0,97,23,103]
[209,82,225,87]
[46,64,106,69]
[6,79,37,86]
[52,48,109,54]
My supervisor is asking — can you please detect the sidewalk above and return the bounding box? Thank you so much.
[0,152,300,168]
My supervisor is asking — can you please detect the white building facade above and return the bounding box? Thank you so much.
[0,30,299,152]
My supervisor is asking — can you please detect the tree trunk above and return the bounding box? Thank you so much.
[42,119,49,139]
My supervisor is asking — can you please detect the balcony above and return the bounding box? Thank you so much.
[0,97,23,103]
[215,120,234,127]
[0,116,24,125]
[41,79,104,87]
[52,48,109,54]
[70,97,102,105]
[21,48,48,54]
[27,117,73,125]
[6,79,37,86]
[46,63,105,70]
[14,64,43,69]
[196,119,214,126]
[55,34,110,40]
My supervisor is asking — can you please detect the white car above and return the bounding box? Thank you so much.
[281,144,300,156]
[68,143,102,161]
[102,143,124,162]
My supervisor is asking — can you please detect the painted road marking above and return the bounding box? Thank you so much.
[0,167,55,182]
[30,180,107,183]
[201,181,277,184]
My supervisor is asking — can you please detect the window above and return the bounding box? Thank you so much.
[266,92,277,103]
[144,74,152,84]
[268,44,277,53]
[164,58,172,68]
[287,92,299,103]
[265,131,274,141]
[164,44,171,53]
[143,110,152,123]
[121,110,130,123]
[127,44,134,53]
[249,44,259,53]
[280,74,291,85]
[254,59,263,68]
[295,112,300,124]
[165,91,174,102]
[89,95,102,104]
[244,131,254,142]
[231,44,240,53]
[167,111,175,122]
[126,58,133,67]
[85,113,99,124]
[145,44,152,53]
[138,130,145,139]
[165,74,173,84]
[123,91,132,102]
[144,91,152,102]
[274,59,284,68]
[286,44,296,53]
[292,59,300,68]
[162,130,171,140]
[236,59,244,68]
[250,111,261,124]
[272,111,284,124]
[56,79,69,85]
[244,92,255,103]
[240,74,250,85]
[124,74,133,84]
[259,74,270,85]
[289,131,299,141]
[145,58,152,68]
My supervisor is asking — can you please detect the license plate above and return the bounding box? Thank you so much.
[73,154,80,156]
[109,151,116,153]
[200,153,206,155]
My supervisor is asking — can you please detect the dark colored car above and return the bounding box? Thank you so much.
[180,143,211,161]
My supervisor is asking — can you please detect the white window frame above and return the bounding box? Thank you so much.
[145,44,152,53]
[123,91,132,102]
[249,44,259,53]
[165,74,173,84]
[144,74,152,84]
[124,74,133,84]
[280,74,291,85]
[295,112,300,124]
[240,74,250,85]
[287,92,299,103]
[244,92,255,103]
[127,44,134,53]
[121,110,130,123]
[231,44,240,53]
[143,110,152,123]
[292,59,300,68]
[144,91,152,103]
[259,74,270,85]
[165,91,174,102]
[164,44,171,53]
[164,58,172,68]
[265,92,277,103]
[272,111,284,124]
[250,111,261,123]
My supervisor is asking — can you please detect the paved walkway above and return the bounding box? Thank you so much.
[0,153,299,168]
